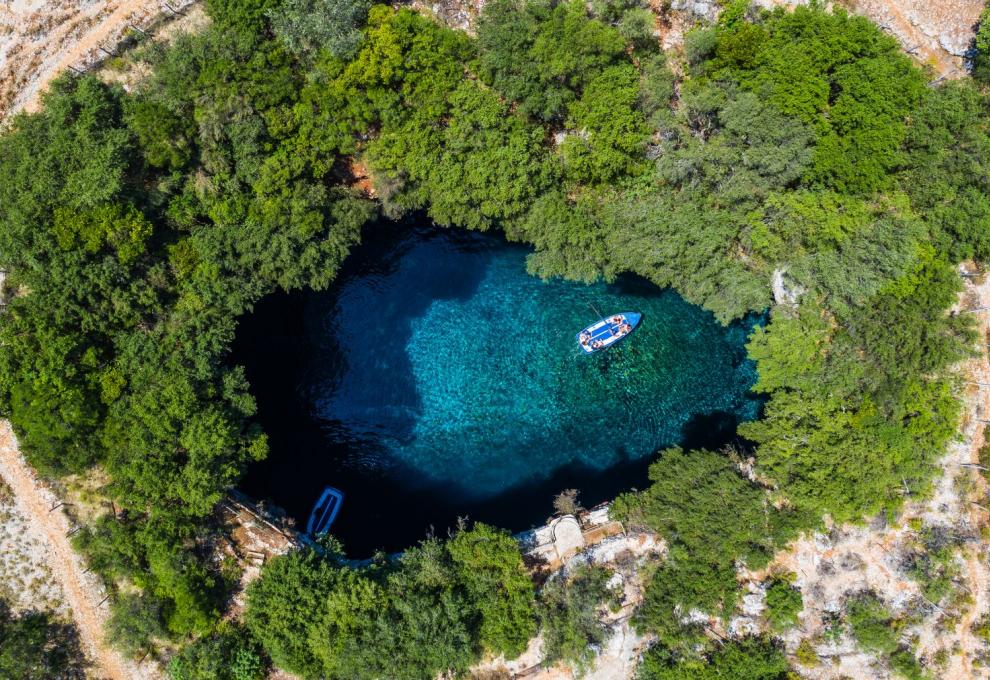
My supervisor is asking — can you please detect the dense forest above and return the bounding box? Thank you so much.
[1,0,989,677]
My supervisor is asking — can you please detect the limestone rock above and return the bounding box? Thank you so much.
[772,268,805,308]
[670,0,718,22]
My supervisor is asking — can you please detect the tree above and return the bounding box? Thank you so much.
[553,488,582,516]
[509,189,613,284]
[362,541,477,679]
[709,5,926,194]
[367,78,555,230]
[0,76,138,474]
[538,564,616,672]
[245,549,346,677]
[655,87,814,205]
[974,5,990,83]
[270,0,372,58]
[899,81,990,262]
[124,98,196,170]
[612,448,801,642]
[205,0,282,41]
[105,593,167,658]
[3,2,987,676]
[477,0,628,122]
[741,252,971,522]
[639,637,789,679]
[168,624,267,680]
[637,53,676,126]
[447,523,537,658]
[560,64,651,184]
[0,600,87,679]
[245,527,536,680]
[764,574,803,632]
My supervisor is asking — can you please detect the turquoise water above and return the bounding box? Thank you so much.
[237,221,762,553]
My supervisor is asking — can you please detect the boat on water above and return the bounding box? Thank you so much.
[576,312,642,354]
[306,486,345,536]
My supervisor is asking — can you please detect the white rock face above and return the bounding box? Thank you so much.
[940,31,971,57]
[670,0,719,21]
[771,268,805,308]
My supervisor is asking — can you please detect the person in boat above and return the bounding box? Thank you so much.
[622,323,633,333]
[610,315,623,324]
[592,339,604,350]
[580,331,591,343]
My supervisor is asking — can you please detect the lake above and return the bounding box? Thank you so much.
[233,220,762,555]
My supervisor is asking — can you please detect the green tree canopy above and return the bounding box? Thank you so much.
[0,600,87,679]
[246,524,535,679]
[639,636,789,680]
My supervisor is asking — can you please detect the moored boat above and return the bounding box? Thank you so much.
[306,486,345,536]
[576,312,642,354]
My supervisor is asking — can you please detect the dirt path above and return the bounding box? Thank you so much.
[17,0,157,113]
[945,269,990,680]
[0,0,200,122]
[957,552,984,678]
[0,422,150,680]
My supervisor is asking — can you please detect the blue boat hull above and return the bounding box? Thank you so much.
[306,486,345,536]
[576,311,642,354]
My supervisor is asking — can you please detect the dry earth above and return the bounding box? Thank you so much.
[0,473,67,616]
[0,0,199,122]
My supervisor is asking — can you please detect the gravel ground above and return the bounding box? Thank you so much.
[0,0,199,123]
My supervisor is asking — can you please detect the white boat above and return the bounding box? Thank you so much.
[576,312,642,354]
[306,486,345,536]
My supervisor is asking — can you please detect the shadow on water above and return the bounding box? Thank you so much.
[232,218,762,556]
[301,221,493,446]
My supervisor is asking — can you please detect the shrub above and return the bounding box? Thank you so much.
[889,647,925,680]
[538,564,617,672]
[168,624,267,680]
[105,593,167,658]
[846,592,900,656]
[795,638,819,667]
[764,574,803,632]
[269,0,373,58]
[905,524,962,605]
[639,636,789,679]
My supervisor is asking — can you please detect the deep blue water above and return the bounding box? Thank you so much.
[235,220,762,555]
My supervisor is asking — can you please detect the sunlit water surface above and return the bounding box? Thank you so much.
[235,221,762,555]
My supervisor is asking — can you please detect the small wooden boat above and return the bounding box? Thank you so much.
[306,486,345,536]
[576,312,642,354]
